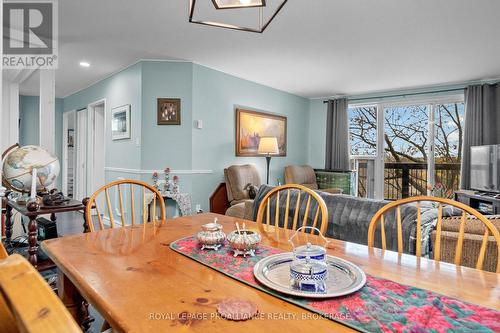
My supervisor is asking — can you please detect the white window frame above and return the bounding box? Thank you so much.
[349,94,464,199]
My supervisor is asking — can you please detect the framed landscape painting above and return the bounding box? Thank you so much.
[236,108,287,156]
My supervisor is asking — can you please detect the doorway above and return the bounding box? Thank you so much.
[69,99,106,201]
[62,110,76,197]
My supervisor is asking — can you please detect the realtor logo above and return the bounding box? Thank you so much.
[2,0,58,69]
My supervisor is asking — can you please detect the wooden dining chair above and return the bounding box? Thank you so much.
[0,254,82,333]
[367,196,500,273]
[0,242,8,260]
[84,179,166,232]
[256,184,329,235]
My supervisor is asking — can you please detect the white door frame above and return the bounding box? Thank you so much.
[75,108,88,200]
[87,99,106,196]
[61,110,76,195]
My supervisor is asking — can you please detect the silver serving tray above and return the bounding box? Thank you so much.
[253,253,366,299]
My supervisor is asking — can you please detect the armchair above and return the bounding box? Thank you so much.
[223,164,262,219]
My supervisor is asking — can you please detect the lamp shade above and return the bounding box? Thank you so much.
[258,137,279,155]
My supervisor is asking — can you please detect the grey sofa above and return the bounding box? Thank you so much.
[251,185,434,256]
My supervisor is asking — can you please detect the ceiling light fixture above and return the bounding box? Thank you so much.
[189,0,287,33]
[79,61,90,67]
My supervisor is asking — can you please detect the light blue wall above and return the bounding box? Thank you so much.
[61,60,311,213]
[19,96,40,147]
[191,64,310,210]
[19,95,64,188]
[140,61,193,171]
[63,62,143,183]
[308,99,327,169]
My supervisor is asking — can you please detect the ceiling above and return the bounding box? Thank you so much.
[13,0,500,98]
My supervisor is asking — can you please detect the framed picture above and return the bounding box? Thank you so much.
[235,108,287,156]
[111,105,131,140]
[157,98,181,125]
[67,129,74,147]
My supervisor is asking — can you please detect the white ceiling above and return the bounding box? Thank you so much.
[13,0,500,98]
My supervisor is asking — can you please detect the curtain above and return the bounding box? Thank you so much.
[325,98,350,171]
[460,84,500,189]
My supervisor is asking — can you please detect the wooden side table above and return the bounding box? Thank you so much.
[3,197,86,269]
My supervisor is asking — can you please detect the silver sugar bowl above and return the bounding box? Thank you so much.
[197,218,226,250]
[289,226,329,293]
[227,223,261,257]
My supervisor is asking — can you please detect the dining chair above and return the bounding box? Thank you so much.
[0,254,82,333]
[256,184,329,235]
[367,196,500,273]
[84,179,166,232]
[0,242,7,259]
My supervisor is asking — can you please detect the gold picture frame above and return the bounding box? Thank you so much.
[235,108,287,157]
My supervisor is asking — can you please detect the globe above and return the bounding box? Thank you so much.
[2,145,60,193]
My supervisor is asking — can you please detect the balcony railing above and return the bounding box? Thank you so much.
[356,161,461,200]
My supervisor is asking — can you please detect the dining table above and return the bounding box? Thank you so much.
[41,213,500,332]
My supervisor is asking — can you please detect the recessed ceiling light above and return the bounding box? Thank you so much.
[79,61,90,67]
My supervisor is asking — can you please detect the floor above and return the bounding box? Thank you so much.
[4,211,104,332]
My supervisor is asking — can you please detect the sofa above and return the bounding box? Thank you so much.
[251,185,423,254]
[251,184,500,272]
[223,164,261,220]
[284,165,343,194]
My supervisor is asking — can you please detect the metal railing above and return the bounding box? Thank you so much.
[356,162,461,200]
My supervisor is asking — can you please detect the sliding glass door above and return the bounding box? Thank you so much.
[383,104,429,200]
[433,103,464,198]
[349,97,464,200]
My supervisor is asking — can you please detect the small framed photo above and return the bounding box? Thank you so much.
[157,98,181,125]
[111,105,131,140]
[67,129,74,147]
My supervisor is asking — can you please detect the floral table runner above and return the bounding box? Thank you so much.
[170,236,500,333]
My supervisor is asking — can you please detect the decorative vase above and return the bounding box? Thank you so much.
[164,167,171,193]
[172,175,179,193]
[152,171,159,190]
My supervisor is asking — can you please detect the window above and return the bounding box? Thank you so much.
[348,106,377,156]
[384,104,430,200]
[349,98,465,199]
[433,103,465,198]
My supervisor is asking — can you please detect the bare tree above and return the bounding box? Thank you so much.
[350,103,463,199]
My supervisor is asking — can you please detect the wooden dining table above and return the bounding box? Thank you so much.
[41,213,500,332]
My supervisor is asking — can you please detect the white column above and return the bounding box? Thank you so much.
[1,2,4,240]
[39,69,56,153]
[1,81,20,152]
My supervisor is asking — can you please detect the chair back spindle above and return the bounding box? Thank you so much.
[368,196,500,272]
[85,180,166,232]
[256,184,328,236]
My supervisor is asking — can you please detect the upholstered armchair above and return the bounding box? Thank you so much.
[284,165,343,194]
[224,164,262,219]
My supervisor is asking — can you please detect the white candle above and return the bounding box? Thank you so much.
[31,168,37,199]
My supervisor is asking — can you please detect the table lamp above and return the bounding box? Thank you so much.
[258,137,279,184]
